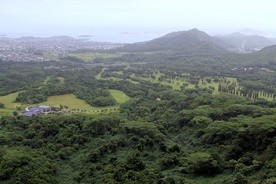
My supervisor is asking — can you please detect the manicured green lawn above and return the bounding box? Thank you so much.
[0,92,21,116]
[0,92,20,109]
[0,89,130,116]
[110,89,130,104]
[38,94,93,109]
[131,72,239,94]
[96,68,139,84]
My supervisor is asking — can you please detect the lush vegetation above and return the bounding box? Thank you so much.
[0,91,275,183]
[66,52,122,62]
[0,43,276,183]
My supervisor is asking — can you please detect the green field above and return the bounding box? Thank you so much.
[131,72,202,90]
[110,89,130,104]
[130,72,188,90]
[97,70,274,100]
[67,53,121,62]
[0,89,130,116]
[38,94,93,109]
[0,92,22,116]
[40,90,129,109]
[131,72,240,95]
[0,92,20,109]
[96,68,139,84]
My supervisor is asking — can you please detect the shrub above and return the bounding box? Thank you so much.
[182,152,220,174]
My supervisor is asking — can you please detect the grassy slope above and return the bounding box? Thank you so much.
[96,67,139,84]
[0,92,21,116]
[110,89,130,104]
[131,72,276,100]
[38,94,92,109]
[0,89,130,116]
[131,72,222,91]
[0,92,20,109]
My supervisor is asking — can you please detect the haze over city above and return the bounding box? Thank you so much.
[1,0,276,42]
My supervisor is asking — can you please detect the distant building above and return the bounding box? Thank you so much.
[37,105,51,113]
[22,105,52,117]
[22,111,39,117]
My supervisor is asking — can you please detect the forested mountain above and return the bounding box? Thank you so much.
[120,29,233,54]
[120,28,276,55]
[256,45,276,57]
[244,45,276,70]
[219,32,276,53]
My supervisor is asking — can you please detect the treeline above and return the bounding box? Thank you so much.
[0,60,90,96]
[16,71,117,107]
[0,62,47,95]
[218,82,276,100]
[1,61,171,108]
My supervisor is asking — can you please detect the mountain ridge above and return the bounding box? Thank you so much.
[119,28,276,54]
[119,28,233,54]
[219,32,275,53]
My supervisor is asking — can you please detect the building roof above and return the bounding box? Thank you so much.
[39,105,51,108]
[23,105,52,117]
[22,111,38,117]
[27,106,51,112]
[28,107,41,112]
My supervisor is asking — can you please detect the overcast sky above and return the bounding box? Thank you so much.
[1,0,276,42]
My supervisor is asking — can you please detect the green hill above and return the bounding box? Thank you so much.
[120,29,232,54]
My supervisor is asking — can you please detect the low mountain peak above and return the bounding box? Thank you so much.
[188,28,201,32]
[120,28,230,53]
[187,28,210,37]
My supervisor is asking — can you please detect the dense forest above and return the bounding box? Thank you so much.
[0,37,276,184]
[0,90,275,183]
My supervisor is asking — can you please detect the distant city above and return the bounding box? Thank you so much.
[0,36,124,62]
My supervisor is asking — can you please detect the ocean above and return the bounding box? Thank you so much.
[1,27,175,43]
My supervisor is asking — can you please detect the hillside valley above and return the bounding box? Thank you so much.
[0,28,275,184]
